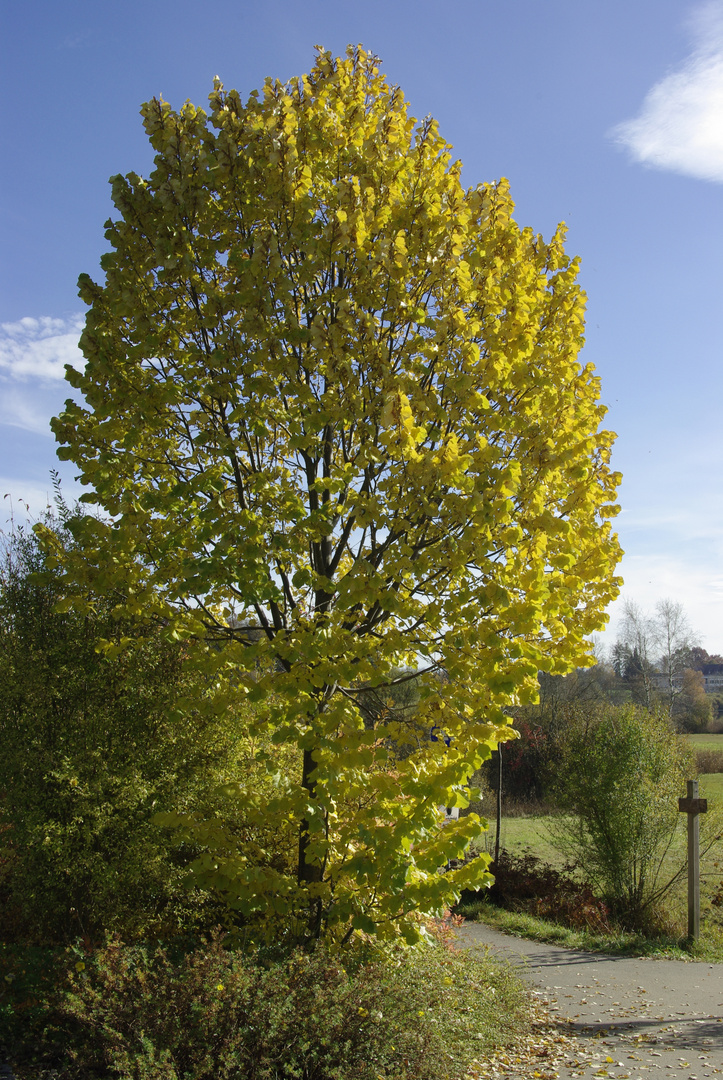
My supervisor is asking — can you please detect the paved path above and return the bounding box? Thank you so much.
[456,922,723,1080]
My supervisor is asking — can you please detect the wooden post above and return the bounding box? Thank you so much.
[678,779,708,940]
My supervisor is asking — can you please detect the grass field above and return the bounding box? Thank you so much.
[478,814,564,865]
[700,772,723,799]
[471,771,723,959]
[482,771,723,862]
[687,733,723,752]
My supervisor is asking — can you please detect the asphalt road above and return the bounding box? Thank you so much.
[456,922,723,1079]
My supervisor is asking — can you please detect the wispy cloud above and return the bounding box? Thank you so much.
[611,1,723,183]
[618,503,723,544]
[0,315,84,382]
[0,388,65,437]
[60,29,94,50]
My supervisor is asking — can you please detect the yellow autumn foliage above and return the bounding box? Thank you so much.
[48,46,621,944]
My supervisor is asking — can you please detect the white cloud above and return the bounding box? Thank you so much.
[0,314,85,382]
[0,315,86,436]
[618,503,723,545]
[611,1,723,182]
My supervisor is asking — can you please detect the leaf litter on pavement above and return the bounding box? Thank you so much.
[464,993,723,1080]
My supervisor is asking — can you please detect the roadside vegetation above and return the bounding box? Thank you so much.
[4,502,722,1076]
[4,507,723,1076]
[0,511,531,1078]
[462,812,723,961]
[0,931,528,1080]
[459,721,723,962]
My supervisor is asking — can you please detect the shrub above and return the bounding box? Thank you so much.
[0,941,70,1063]
[548,703,693,925]
[4,935,528,1080]
[461,851,612,934]
[483,717,551,806]
[0,511,296,946]
[695,748,723,775]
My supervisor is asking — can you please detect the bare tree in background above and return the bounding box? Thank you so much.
[654,599,698,716]
[615,599,698,717]
[617,600,656,708]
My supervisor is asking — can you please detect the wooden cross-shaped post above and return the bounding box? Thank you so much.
[678,779,708,940]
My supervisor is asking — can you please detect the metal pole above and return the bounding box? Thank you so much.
[687,779,701,941]
[494,742,502,867]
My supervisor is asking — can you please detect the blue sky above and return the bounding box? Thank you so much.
[1,0,722,651]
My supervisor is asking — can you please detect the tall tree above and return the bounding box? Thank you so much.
[616,600,656,708]
[47,47,621,943]
[615,599,698,717]
[673,667,712,732]
[654,598,697,716]
[688,646,723,670]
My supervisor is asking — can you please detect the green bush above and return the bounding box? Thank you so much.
[548,703,694,926]
[3,935,528,1080]
[695,748,723,775]
[0,510,295,945]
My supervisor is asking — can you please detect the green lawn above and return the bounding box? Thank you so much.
[699,772,723,800]
[687,733,723,751]
[480,769,722,863]
[470,774,723,959]
[477,814,559,864]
